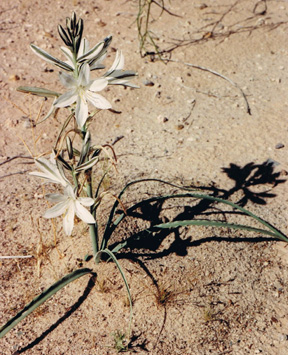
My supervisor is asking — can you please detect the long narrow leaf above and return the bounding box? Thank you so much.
[0,268,94,338]
[102,179,288,250]
[154,220,284,239]
[96,250,132,336]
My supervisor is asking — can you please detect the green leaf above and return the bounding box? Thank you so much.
[0,268,94,338]
[17,86,60,98]
[153,219,283,238]
[96,250,132,336]
[101,178,288,251]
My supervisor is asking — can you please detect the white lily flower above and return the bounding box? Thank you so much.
[43,184,96,236]
[54,63,112,128]
[30,153,69,187]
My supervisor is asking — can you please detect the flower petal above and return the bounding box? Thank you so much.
[54,90,77,107]
[45,193,68,203]
[105,50,124,76]
[78,38,89,58]
[77,41,105,63]
[43,200,69,219]
[63,202,75,236]
[77,197,95,207]
[59,71,76,88]
[78,63,90,87]
[88,78,108,92]
[75,201,96,224]
[31,156,68,186]
[86,91,112,110]
[30,44,74,71]
[75,95,89,128]
[60,46,74,68]
[64,184,76,198]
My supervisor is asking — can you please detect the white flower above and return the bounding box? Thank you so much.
[30,153,68,187]
[43,185,96,236]
[54,63,112,128]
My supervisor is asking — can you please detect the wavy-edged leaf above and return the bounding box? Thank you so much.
[0,268,95,338]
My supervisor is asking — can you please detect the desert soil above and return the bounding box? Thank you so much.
[1,0,288,354]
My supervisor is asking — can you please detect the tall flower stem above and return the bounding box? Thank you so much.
[80,127,99,258]
[86,169,99,258]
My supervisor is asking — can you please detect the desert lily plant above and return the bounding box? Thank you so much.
[1,12,287,344]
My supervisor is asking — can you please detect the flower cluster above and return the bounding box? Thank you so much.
[30,154,96,236]
[30,12,137,128]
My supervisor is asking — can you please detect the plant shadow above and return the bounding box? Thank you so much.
[12,160,286,353]
[106,159,286,349]
[110,159,286,260]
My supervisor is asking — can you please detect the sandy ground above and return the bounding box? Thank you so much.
[1,0,288,354]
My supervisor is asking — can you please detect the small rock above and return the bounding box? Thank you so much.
[275,143,284,149]
[143,80,154,87]
[9,74,20,81]
[279,334,288,341]
[176,124,184,130]
[197,3,208,10]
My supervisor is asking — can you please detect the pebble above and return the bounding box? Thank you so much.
[196,3,208,10]
[279,334,288,342]
[9,74,20,81]
[143,80,154,87]
[275,143,284,149]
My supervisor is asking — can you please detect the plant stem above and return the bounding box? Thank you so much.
[80,127,99,257]
[86,172,99,256]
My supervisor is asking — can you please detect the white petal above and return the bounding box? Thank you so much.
[88,78,108,92]
[63,202,75,236]
[59,71,76,88]
[54,90,77,107]
[43,200,69,219]
[60,47,74,68]
[78,38,89,58]
[78,63,90,87]
[78,41,104,62]
[64,184,76,198]
[75,96,89,128]
[29,171,63,185]
[106,50,124,75]
[90,53,107,70]
[32,157,68,186]
[45,193,68,203]
[75,201,96,224]
[77,197,95,207]
[86,91,112,110]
